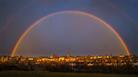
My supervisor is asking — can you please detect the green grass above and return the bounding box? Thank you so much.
[0,71,137,77]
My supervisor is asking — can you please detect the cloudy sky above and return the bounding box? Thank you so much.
[0,0,138,56]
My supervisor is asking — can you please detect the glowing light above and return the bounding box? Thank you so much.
[11,11,130,56]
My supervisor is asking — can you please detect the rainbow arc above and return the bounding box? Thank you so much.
[11,11,130,56]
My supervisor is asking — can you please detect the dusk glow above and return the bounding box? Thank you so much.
[0,0,137,56]
[0,0,138,76]
[12,11,130,56]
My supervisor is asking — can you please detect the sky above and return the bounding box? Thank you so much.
[0,0,138,56]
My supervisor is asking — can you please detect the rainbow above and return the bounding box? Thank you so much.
[11,11,131,56]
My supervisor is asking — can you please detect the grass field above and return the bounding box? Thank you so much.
[0,71,137,77]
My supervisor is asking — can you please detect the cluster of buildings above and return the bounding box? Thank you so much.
[0,55,138,66]
[0,55,138,73]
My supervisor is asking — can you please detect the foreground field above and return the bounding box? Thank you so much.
[0,71,137,77]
